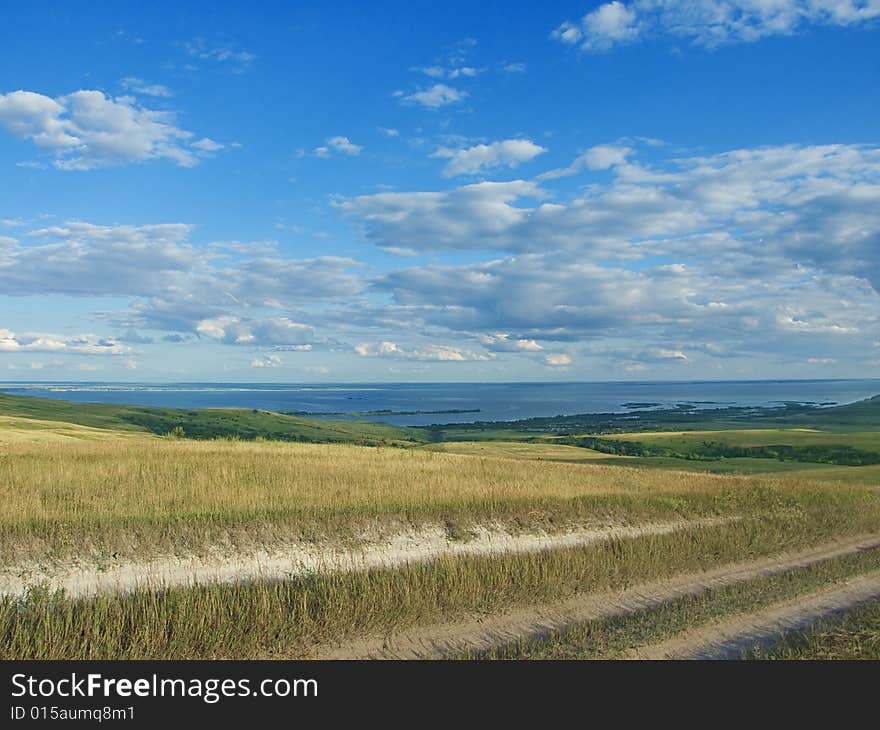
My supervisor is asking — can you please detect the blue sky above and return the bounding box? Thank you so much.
[1,0,878,382]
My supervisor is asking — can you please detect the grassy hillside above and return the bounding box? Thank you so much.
[0,392,421,445]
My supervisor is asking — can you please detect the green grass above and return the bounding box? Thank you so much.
[426,439,877,482]
[3,508,877,660]
[612,428,880,452]
[572,456,857,477]
[744,599,880,659]
[0,392,421,445]
[464,548,880,659]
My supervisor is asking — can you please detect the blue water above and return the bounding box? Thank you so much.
[1,380,878,427]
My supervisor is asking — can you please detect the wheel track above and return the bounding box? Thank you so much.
[313,533,880,659]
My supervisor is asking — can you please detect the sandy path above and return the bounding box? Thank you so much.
[314,533,880,659]
[629,569,880,659]
[0,518,725,599]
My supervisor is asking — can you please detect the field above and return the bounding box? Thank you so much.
[2,392,880,659]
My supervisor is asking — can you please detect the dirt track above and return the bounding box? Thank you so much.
[314,533,880,659]
[0,518,725,599]
[629,569,880,659]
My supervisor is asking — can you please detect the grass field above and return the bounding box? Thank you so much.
[745,599,880,659]
[612,428,880,453]
[0,392,421,445]
[3,423,840,562]
[4,516,878,660]
[2,391,880,659]
[465,548,880,659]
[428,438,880,482]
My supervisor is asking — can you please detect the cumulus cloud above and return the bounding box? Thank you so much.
[334,141,880,372]
[553,0,880,52]
[414,66,483,79]
[369,251,879,372]
[0,221,364,350]
[342,144,880,295]
[0,328,131,355]
[251,354,283,368]
[196,317,315,348]
[0,90,220,169]
[339,179,544,252]
[544,353,572,367]
[537,144,632,180]
[316,136,363,156]
[401,84,467,109]
[478,333,543,352]
[432,138,547,177]
[354,341,492,362]
[552,1,640,51]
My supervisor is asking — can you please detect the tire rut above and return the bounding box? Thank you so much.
[628,569,880,659]
[313,533,880,659]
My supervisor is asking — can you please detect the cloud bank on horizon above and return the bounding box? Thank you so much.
[0,1,877,381]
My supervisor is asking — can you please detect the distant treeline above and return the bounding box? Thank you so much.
[285,408,481,417]
[561,436,880,467]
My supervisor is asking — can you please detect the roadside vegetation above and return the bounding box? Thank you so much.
[4,512,878,660]
[6,423,864,562]
[464,548,880,659]
[744,599,880,659]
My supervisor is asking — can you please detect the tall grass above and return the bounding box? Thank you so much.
[3,508,880,660]
[2,436,878,562]
[466,548,880,659]
[745,600,880,659]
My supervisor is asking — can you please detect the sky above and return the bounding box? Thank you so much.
[0,0,878,383]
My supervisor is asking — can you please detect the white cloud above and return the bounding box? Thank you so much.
[401,84,467,109]
[251,354,283,368]
[584,144,632,170]
[120,77,173,98]
[326,136,362,155]
[196,317,315,347]
[552,1,640,51]
[184,39,255,70]
[379,127,400,137]
[0,221,363,349]
[0,90,220,169]
[432,138,548,177]
[0,328,131,355]
[343,144,880,295]
[478,333,543,352]
[414,66,483,79]
[553,0,880,52]
[314,136,363,157]
[645,348,689,363]
[502,62,527,73]
[191,137,225,152]
[538,144,632,180]
[448,67,483,78]
[354,341,491,362]
[339,179,544,252]
[544,353,572,367]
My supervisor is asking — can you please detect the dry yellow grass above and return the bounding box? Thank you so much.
[0,415,144,444]
[426,440,621,462]
[2,429,879,564]
[0,435,737,531]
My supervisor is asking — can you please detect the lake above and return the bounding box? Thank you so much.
[1,380,878,427]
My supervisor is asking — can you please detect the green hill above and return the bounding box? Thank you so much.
[0,392,422,446]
